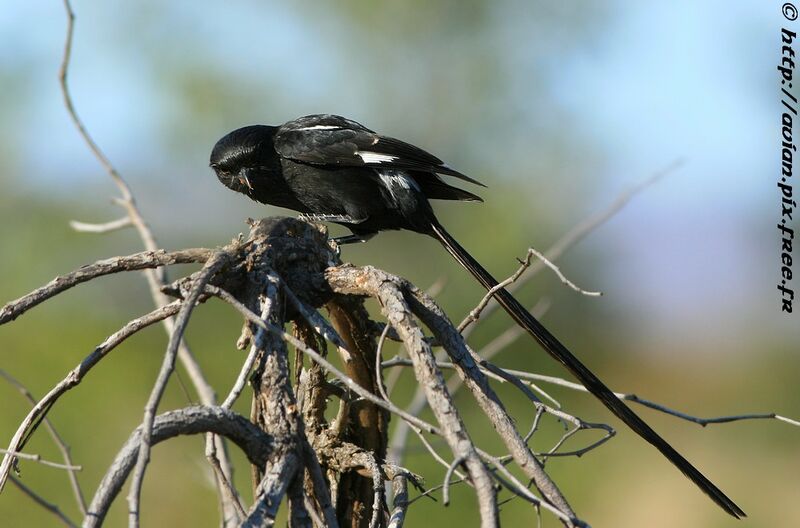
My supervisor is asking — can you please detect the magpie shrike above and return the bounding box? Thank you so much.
[210,114,744,518]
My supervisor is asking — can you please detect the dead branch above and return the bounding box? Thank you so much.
[4,216,794,528]
[127,252,230,527]
[0,301,183,492]
[10,475,77,528]
[84,406,273,528]
[0,369,86,514]
[57,1,241,522]
[459,159,684,336]
[325,265,580,524]
[0,249,213,326]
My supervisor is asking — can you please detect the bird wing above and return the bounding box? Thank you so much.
[273,114,485,187]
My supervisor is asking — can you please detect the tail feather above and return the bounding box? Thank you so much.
[430,222,745,519]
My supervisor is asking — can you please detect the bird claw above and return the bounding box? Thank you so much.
[298,213,367,224]
[331,233,376,246]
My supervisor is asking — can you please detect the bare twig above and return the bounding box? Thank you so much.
[244,278,303,527]
[221,294,277,409]
[0,249,212,326]
[0,449,81,471]
[69,217,132,234]
[326,265,581,524]
[205,435,246,522]
[10,475,77,528]
[0,301,182,492]
[496,369,800,428]
[366,454,384,528]
[207,285,439,436]
[442,455,466,506]
[0,369,87,514]
[127,252,228,527]
[288,471,313,528]
[375,322,392,402]
[301,441,340,528]
[57,2,239,522]
[525,247,601,296]
[385,299,549,471]
[458,247,598,332]
[244,453,301,527]
[460,159,683,335]
[388,473,409,528]
[85,406,273,527]
[58,0,164,289]
[410,427,467,484]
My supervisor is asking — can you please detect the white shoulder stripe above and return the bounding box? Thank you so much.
[296,125,342,131]
[358,151,397,164]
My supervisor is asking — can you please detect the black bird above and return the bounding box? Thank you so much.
[210,114,745,519]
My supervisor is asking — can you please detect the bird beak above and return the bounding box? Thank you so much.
[238,169,253,190]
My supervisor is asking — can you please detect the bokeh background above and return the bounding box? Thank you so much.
[1,1,797,526]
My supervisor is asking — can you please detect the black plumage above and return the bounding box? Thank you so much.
[210,114,745,519]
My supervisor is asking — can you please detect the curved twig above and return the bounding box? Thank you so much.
[0,249,212,326]
[84,406,273,528]
[127,252,228,527]
[0,302,182,493]
[56,2,240,523]
[0,369,87,514]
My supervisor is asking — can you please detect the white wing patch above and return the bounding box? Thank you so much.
[296,125,343,131]
[358,151,397,164]
[378,170,421,203]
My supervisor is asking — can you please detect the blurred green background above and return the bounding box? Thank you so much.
[1,1,797,526]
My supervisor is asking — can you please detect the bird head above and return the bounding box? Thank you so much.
[210,125,277,193]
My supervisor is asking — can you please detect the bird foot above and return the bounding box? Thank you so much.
[298,213,366,224]
[332,233,376,245]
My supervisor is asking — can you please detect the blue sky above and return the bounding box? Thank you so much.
[1,1,795,353]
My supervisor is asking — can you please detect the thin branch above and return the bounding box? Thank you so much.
[59,0,164,288]
[10,475,77,528]
[381,356,615,458]
[525,247,601,296]
[205,435,246,522]
[301,441,340,528]
[127,252,228,527]
[207,285,438,436]
[326,266,580,523]
[84,406,273,528]
[0,301,182,493]
[220,294,276,409]
[69,217,132,234]
[442,455,466,506]
[342,277,499,524]
[458,247,598,332]
[278,278,351,359]
[0,369,87,514]
[388,473,409,528]
[0,248,213,326]
[410,427,467,484]
[57,2,239,522]
[288,471,313,528]
[407,478,462,506]
[366,454,384,528]
[384,299,547,470]
[244,277,303,527]
[244,453,301,527]
[497,369,800,428]
[0,449,81,471]
[460,159,683,335]
[375,323,392,402]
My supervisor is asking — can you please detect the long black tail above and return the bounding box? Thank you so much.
[430,222,745,519]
